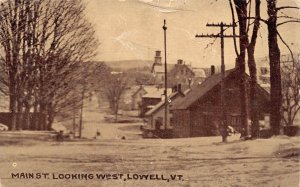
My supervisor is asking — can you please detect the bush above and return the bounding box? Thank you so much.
[283,125,299,137]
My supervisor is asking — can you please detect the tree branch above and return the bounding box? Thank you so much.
[277,31,295,65]
[277,6,300,11]
[229,0,240,56]
[277,20,300,27]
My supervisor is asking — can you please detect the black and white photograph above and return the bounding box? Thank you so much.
[0,0,299,186]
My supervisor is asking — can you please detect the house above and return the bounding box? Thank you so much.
[131,85,165,110]
[170,68,270,138]
[131,86,148,110]
[256,53,300,128]
[192,67,207,83]
[139,87,172,117]
[168,59,195,90]
[119,86,139,111]
[0,92,9,112]
[143,85,185,137]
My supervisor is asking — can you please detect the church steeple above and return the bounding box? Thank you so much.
[154,50,162,65]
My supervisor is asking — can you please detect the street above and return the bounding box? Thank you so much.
[0,131,299,187]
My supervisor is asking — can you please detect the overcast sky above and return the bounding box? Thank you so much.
[84,0,300,68]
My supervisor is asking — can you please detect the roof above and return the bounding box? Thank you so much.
[153,65,165,73]
[170,69,236,110]
[169,64,195,77]
[171,68,270,110]
[192,68,206,78]
[145,91,184,116]
[151,64,175,73]
[142,87,172,99]
[131,85,144,97]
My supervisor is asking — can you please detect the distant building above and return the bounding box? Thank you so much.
[170,68,270,138]
[256,54,300,127]
[139,86,172,117]
[131,86,147,110]
[0,92,9,112]
[192,67,207,83]
[151,50,174,87]
[131,85,162,110]
[256,56,271,93]
[168,59,195,90]
[256,53,300,92]
[150,50,207,90]
[144,85,185,133]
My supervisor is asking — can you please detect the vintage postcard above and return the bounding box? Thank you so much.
[0,0,299,186]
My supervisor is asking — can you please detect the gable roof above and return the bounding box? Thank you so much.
[145,91,184,116]
[170,68,236,110]
[142,87,172,99]
[170,68,270,110]
[192,68,206,78]
[169,64,195,77]
[151,64,175,73]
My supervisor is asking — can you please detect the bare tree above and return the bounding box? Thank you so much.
[233,0,251,138]
[267,1,300,135]
[229,0,262,138]
[0,0,99,131]
[266,0,281,135]
[229,0,300,137]
[102,72,128,122]
[246,0,261,138]
[281,58,300,127]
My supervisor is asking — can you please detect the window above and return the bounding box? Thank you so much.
[261,67,268,75]
[170,117,174,127]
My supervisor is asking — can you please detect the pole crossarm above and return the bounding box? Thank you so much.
[206,23,237,27]
[195,21,239,142]
[195,34,241,38]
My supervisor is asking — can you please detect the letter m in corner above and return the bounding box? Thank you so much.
[11,173,19,179]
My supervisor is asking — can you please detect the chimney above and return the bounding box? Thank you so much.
[177,59,183,65]
[188,78,192,88]
[177,84,182,93]
[172,85,177,93]
[211,65,215,76]
[154,50,162,65]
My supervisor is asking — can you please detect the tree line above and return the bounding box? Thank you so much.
[0,0,100,131]
[229,0,299,138]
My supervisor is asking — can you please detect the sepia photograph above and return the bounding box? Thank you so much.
[0,0,299,186]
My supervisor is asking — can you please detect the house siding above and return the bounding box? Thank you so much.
[171,70,270,138]
[147,105,174,130]
[140,98,161,117]
[172,110,191,138]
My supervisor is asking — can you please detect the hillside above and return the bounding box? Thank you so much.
[103,60,153,70]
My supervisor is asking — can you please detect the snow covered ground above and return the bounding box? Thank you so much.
[0,96,299,187]
[0,132,298,187]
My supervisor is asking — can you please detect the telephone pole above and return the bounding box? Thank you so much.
[79,87,85,138]
[195,22,239,142]
[163,19,168,136]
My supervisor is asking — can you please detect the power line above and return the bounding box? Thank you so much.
[195,22,240,143]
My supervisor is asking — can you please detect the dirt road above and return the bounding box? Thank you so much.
[0,134,299,187]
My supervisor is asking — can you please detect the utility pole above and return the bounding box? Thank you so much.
[195,22,239,142]
[163,19,168,136]
[79,85,85,138]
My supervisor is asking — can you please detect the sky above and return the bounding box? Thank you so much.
[83,0,300,68]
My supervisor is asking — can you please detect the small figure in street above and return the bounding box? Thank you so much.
[56,130,64,141]
[95,129,101,139]
[220,122,229,142]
